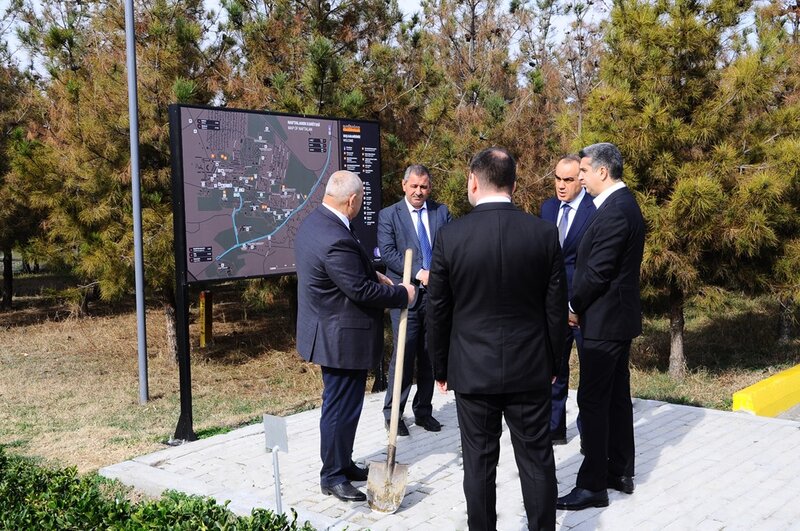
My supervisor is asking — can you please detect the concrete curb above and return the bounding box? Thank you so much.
[732,363,800,416]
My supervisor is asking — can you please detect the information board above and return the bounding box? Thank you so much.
[169,104,382,284]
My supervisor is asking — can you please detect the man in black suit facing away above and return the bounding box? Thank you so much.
[378,164,452,436]
[295,170,416,503]
[540,155,596,444]
[557,143,645,511]
[427,147,567,530]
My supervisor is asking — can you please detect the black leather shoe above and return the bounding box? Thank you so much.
[607,475,634,494]
[385,418,409,436]
[414,416,442,432]
[321,481,367,502]
[556,487,609,510]
[551,432,567,445]
[344,463,369,482]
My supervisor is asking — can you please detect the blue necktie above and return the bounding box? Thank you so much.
[416,209,432,270]
[558,203,570,247]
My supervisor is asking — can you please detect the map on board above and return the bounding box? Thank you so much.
[171,105,382,284]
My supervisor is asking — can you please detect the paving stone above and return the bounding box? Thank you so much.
[99,389,800,530]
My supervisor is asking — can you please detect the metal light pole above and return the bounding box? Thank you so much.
[124,0,149,403]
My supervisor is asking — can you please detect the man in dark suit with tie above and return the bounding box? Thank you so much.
[540,155,596,444]
[295,170,416,503]
[557,143,645,510]
[427,147,567,530]
[378,164,452,436]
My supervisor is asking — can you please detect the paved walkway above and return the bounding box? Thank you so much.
[101,389,800,530]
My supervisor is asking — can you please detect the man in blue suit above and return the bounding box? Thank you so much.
[378,164,452,435]
[295,170,416,503]
[540,155,595,445]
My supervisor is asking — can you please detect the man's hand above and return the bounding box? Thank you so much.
[377,271,394,286]
[400,283,416,305]
[417,269,430,287]
[436,380,448,394]
[568,311,580,328]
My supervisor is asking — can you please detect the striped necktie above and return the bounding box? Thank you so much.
[415,208,432,269]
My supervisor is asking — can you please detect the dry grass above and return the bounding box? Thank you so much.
[563,293,800,410]
[0,281,324,473]
[628,294,800,408]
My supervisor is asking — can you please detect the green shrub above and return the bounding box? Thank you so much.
[0,447,315,530]
[0,448,126,529]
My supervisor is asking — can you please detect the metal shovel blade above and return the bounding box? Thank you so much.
[366,459,409,513]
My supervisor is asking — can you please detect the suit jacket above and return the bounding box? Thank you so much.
[540,192,596,299]
[378,199,451,284]
[426,202,567,394]
[295,206,409,370]
[570,187,645,341]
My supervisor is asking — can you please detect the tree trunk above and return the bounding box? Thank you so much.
[668,285,687,381]
[164,301,179,364]
[468,0,476,75]
[79,291,90,317]
[77,283,98,317]
[1,247,12,310]
[779,298,793,344]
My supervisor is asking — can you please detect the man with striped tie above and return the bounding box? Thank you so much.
[378,164,452,435]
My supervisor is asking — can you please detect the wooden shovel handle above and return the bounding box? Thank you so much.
[386,248,413,462]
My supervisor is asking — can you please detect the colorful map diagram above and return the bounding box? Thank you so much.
[173,105,381,283]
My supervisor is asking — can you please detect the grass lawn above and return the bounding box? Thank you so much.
[1,272,799,472]
[627,293,800,409]
[1,275,326,472]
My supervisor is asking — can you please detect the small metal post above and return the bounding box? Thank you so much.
[272,445,282,515]
[264,414,289,514]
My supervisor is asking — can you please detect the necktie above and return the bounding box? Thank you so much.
[416,209,432,270]
[558,203,570,246]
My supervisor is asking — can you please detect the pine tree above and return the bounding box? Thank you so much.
[754,0,800,341]
[0,37,36,309]
[10,0,223,340]
[584,0,800,379]
[219,0,402,114]
[401,0,527,215]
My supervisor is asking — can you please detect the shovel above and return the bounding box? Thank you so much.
[367,247,413,513]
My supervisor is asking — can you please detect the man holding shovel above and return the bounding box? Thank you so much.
[427,147,567,530]
[378,164,451,436]
[295,170,416,503]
